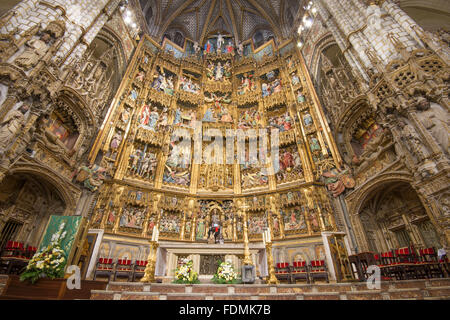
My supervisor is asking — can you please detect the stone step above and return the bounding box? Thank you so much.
[343,290,385,300]
[428,279,450,287]
[386,288,423,300]
[425,286,450,298]
[91,278,450,300]
[301,292,340,300]
[0,275,9,285]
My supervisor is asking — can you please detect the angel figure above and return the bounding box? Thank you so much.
[322,166,355,198]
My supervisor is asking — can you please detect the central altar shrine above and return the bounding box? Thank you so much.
[83,34,353,283]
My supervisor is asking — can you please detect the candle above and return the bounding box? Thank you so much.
[151,226,156,241]
[262,230,266,245]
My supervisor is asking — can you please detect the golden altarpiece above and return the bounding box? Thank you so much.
[85,35,353,282]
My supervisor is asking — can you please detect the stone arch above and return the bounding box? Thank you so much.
[53,87,95,152]
[309,33,337,81]
[346,171,441,251]
[8,162,80,213]
[347,171,414,216]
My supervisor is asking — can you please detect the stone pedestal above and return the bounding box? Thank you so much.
[241,265,256,284]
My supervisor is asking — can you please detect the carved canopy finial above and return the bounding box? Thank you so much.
[44,20,66,38]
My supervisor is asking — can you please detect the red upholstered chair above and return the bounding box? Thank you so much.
[114,259,133,281]
[309,260,329,283]
[132,260,148,281]
[275,262,292,283]
[4,242,26,258]
[26,246,37,259]
[0,242,29,274]
[355,252,378,281]
[93,258,115,281]
[291,261,310,284]
[0,241,14,258]
[417,248,445,278]
[394,246,419,280]
[379,251,400,280]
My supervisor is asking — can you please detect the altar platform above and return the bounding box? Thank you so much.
[90,278,450,300]
[152,241,267,281]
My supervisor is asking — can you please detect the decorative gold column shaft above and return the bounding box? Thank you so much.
[141,240,160,283]
[242,208,253,265]
[265,242,279,285]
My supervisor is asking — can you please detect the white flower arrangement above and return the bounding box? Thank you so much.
[173,258,199,284]
[212,260,239,284]
[20,222,67,284]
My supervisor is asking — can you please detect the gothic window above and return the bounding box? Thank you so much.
[174,32,184,48]
[417,220,440,248]
[0,219,22,250]
[394,228,411,247]
[253,31,264,48]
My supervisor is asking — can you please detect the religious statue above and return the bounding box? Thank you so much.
[148,107,160,131]
[291,73,300,86]
[110,131,123,153]
[139,104,150,127]
[75,164,107,192]
[0,104,29,150]
[262,83,270,97]
[14,32,53,70]
[121,108,130,124]
[309,136,321,153]
[414,96,449,155]
[297,90,306,103]
[215,62,224,81]
[193,41,200,55]
[135,71,145,82]
[226,41,234,54]
[303,112,313,127]
[237,42,244,56]
[205,40,213,53]
[217,33,225,52]
[206,62,215,80]
[202,107,216,122]
[398,118,428,163]
[129,148,143,174]
[129,89,138,101]
[322,166,356,197]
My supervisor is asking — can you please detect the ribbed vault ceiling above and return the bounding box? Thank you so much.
[137,0,306,44]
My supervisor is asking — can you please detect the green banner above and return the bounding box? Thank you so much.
[38,215,83,260]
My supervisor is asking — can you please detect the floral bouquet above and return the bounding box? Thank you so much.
[173,258,200,284]
[20,222,67,284]
[212,260,240,284]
